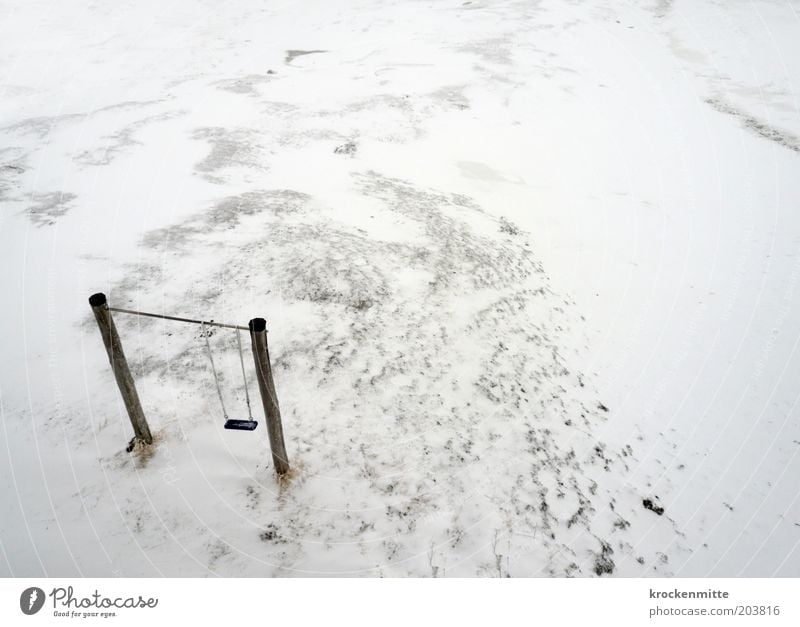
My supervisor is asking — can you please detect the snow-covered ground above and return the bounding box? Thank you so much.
[1,0,799,577]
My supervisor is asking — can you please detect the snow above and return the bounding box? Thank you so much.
[1,0,799,577]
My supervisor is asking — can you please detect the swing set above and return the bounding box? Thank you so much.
[88,293,290,474]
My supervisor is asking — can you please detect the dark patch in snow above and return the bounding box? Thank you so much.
[706,97,800,153]
[25,191,77,227]
[642,498,665,516]
[334,141,357,156]
[499,217,519,235]
[1,100,163,139]
[259,523,286,543]
[652,0,674,18]
[285,49,327,64]
[593,541,615,576]
[142,189,311,253]
[192,127,268,183]
[0,151,26,200]
[75,110,186,167]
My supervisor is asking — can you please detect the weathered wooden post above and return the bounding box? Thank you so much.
[89,292,153,446]
[249,318,289,475]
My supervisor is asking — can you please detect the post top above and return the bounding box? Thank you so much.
[249,318,267,332]
[89,292,107,307]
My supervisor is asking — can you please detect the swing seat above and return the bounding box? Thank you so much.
[224,419,259,431]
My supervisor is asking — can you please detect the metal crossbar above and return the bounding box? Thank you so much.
[108,307,249,331]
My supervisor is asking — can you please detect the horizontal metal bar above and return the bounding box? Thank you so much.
[108,307,250,331]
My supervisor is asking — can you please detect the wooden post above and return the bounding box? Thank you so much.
[89,292,153,446]
[249,318,289,475]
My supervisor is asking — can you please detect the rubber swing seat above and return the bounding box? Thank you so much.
[224,419,259,431]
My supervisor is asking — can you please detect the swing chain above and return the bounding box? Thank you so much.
[236,329,254,420]
[201,322,228,420]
